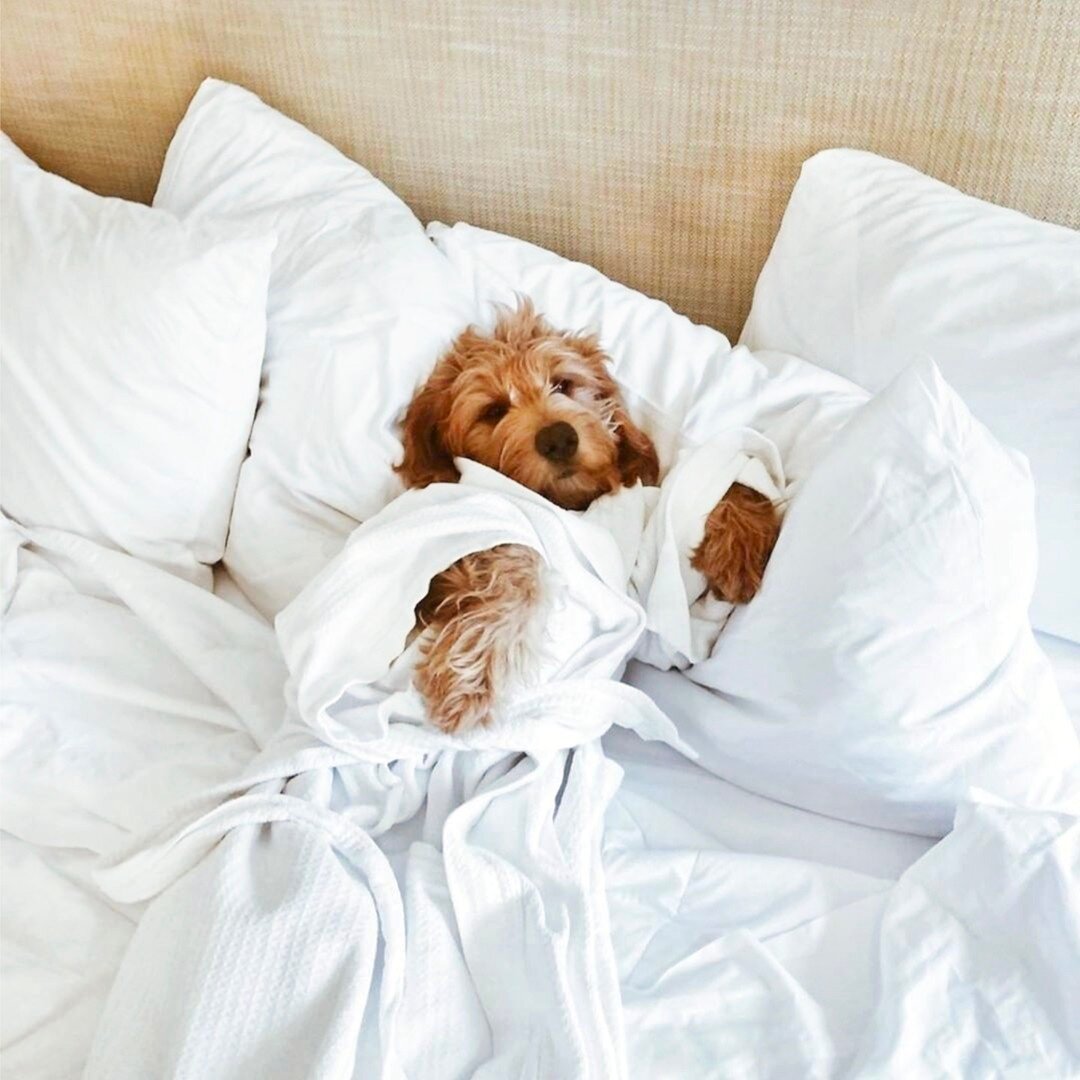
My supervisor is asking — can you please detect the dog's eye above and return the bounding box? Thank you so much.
[480,401,509,424]
[551,378,574,396]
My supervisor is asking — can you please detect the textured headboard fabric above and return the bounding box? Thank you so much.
[2,0,1078,338]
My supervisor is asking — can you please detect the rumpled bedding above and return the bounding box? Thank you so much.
[3,425,1079,1078]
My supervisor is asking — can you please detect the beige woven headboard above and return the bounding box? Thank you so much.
[3,1,1077,338]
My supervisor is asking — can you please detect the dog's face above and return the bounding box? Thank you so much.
[397,300,658,509]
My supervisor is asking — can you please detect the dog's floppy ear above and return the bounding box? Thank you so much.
[396,358,460,488]
[613,404,660,487]
[562,327,660,489]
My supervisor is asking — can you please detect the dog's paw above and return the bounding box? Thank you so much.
[691,482,780,604]
[414,543,546,734]
[413,632,496,734]
[420,675,494,734]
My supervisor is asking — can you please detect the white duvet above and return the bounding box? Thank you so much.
[3,357,1079,1080]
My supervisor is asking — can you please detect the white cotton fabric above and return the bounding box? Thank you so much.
[1038,630,1080,736]
[605,780,1080,1079]
[740,148,1080,643]
[847,799,1080,1077]
[0,515,285,1077]
[5,519,1079,1078]
[153,78,476,614]
[0,134,273,584]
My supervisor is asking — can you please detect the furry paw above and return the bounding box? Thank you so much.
[414,658,495,734]
[414,543,547,733]
[691,482,780,604]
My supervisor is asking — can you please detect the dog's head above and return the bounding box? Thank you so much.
[396,299,658,509]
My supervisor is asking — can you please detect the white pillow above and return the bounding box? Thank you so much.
[632,361,1079,835]
[0,135,273,582]
[740,149,1080,643]
[153,79,475,616]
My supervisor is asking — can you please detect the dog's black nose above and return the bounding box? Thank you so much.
[535,421,579,463]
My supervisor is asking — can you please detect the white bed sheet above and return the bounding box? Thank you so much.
[3,548,1078,1077]
[604,722,933,880]
[1,534,279,1079]
[617,629,1080,854]
[1038,630,1080,734]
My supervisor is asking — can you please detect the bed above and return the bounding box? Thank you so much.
[2,3,1079,1078]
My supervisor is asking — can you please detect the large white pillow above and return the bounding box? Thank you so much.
[153,79,475,616]
[0,135,273,582]
[630,361,1079,836]
[740,149,1080,642]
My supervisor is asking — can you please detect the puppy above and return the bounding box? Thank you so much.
[397,299,778,733]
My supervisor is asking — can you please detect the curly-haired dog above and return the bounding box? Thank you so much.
[397,299,779,733]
